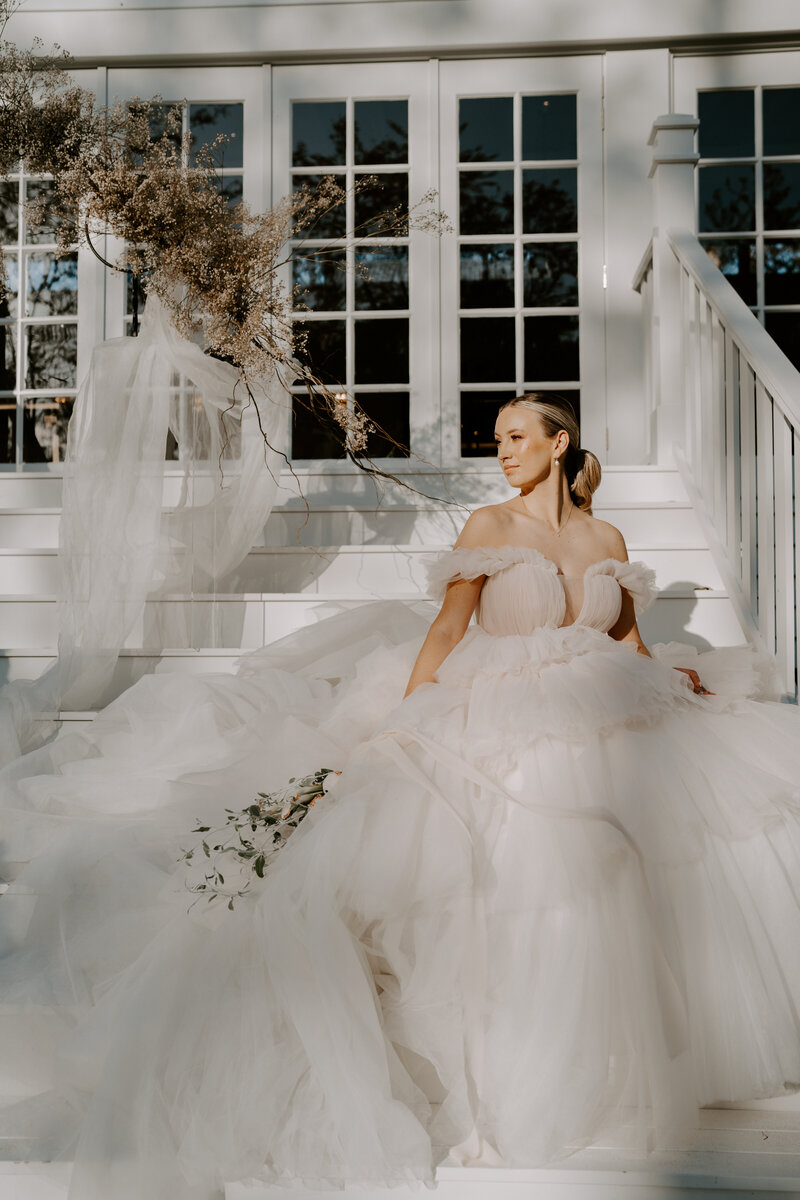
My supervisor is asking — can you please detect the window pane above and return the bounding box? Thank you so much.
[293,174,346,238]
[26,253,78,317]
[292,101,346,167]
[522,169,577,234]
[218,177,243,208]
[125,269,149,318]
[460,390,517,456]
[763,88,800,157]
[698,91,755,158]
[2,255,18,318]
[764,239,800,305]
[26,324,77,389]
[189,103,243,169]
[701,239,756,305]
[23,397,73,463]
[522,95,577,161]
[356,392,410,456]
[459,98,513,163]
[459,170,514,235]
[291,394,346,459]
[764,312,800,371]
[460,317,515,382]
[0,182,18,245]
[354,318,409,383]
[354,100,408,165]
[764,163,800,230]
[0,324,15,389]
[354,173,408,236]
[293,252,346,311]
[0,398,14,463]
[24,181,66,245]
[460,244,515,308]
[523,242,578,307]
[355,247,409,310]
[524,315,579,380]
[294,319,346,385]
[698,165,755,232]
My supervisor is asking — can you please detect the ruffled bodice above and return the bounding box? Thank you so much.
[425,545,658,637]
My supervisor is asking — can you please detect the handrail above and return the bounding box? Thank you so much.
[666,229,800,433]
[635,226,800,700]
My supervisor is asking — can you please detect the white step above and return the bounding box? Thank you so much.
[0,589,742,653]
[3,1109,800,1200]
[0,544,725,597]
[0,467,688,510]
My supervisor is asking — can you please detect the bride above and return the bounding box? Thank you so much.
[3,392,800,1200]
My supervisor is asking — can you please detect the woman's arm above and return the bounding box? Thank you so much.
[403,575,483,697]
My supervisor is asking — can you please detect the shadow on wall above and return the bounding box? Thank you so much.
[639,580,714,651]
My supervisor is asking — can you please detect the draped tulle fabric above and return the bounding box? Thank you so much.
[2,547,800,1200]
[0,298,289,762]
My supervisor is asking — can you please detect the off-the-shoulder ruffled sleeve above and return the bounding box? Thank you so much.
[584,559,659,614]
[424,545,556,601]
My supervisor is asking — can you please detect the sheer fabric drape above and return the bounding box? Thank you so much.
[0,298,289,761]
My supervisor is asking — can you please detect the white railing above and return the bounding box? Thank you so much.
[634,228,800,700]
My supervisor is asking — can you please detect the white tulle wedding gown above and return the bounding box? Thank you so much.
[3,544,800,1200]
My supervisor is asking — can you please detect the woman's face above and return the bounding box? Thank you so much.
[494,407,558,488]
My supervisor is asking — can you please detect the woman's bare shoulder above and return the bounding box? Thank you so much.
[580,513,628,561]
[455,503,513,549]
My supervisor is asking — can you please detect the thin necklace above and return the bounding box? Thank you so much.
[517,497,575,537]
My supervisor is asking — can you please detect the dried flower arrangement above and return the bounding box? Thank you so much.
[0,0,452,490]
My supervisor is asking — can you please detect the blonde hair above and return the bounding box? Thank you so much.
[498,393,602,512]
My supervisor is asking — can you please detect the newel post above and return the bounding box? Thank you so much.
[648,114,699,464]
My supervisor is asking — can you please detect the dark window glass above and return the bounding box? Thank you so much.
[459,98,513,163]
[522,169,577,234]
[701,239,756,305]
[125,268,149,318]
[698,165,755,232]
[765,240,800,305]
[354,173,408,236]
[523,242,578,307]
[460,244,515,308]
[293,252,346,311]
[764,163,800,230]
[697,91,755,158]
[23,397,73,464]
[2,255,18,318]
[355,247,408,310]
[524,315,579,381]
[0,323,15,389]
[291,394,346,459]
[218,177,243,209]
[26,253,78,317]
[292,101,346,167]
[0,398,14,463]
[355,318,409,383]
[25,181,68,244]
[522,95,577,161]
[0,182,18,245]
[356,392,410,456]
[292,174,346,238]
[189,104,243,169]
[26,324,77,389]
[459,170,514,235]
[294,319,346,386]
[763,88,800,157]
[354,100,408,165]
[460,317,515,382]
[764,312,800,371]
[460,390,518,456]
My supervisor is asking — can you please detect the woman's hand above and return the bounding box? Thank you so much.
[674,666,715,695]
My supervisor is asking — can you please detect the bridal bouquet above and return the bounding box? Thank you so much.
[181,767,341,909]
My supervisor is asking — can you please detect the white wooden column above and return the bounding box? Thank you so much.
[648,114,699,464]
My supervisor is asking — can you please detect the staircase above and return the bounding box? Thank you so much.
[0,464,746,728]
